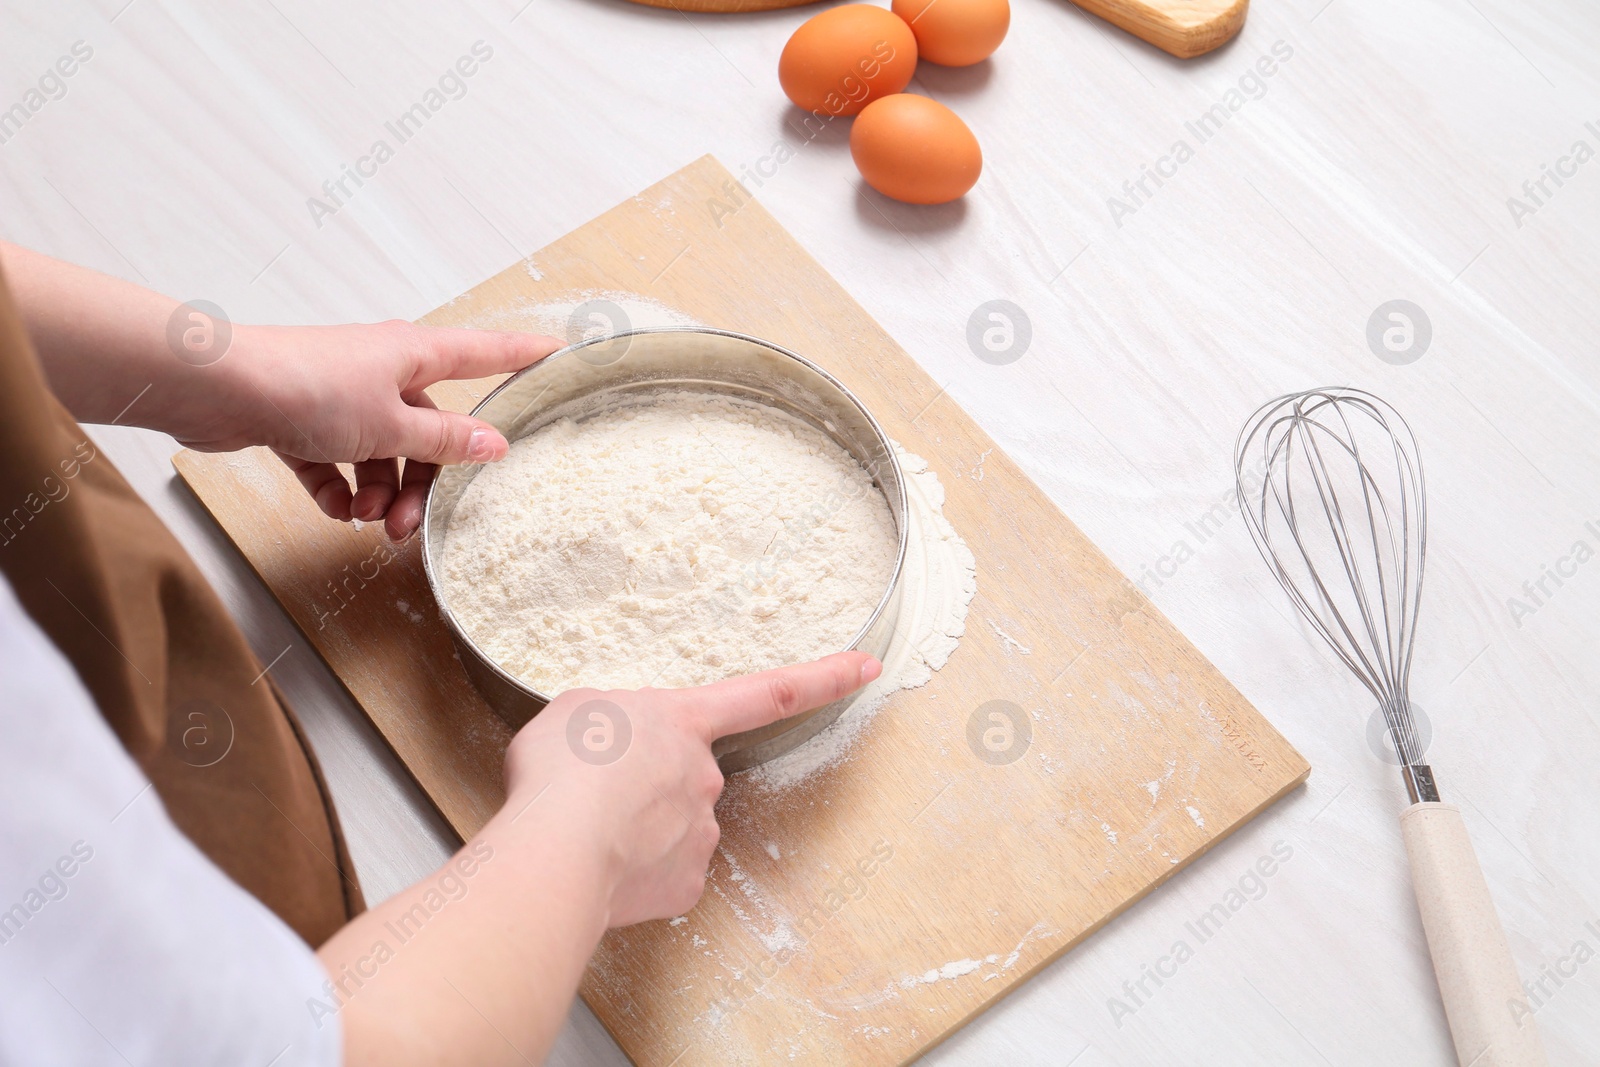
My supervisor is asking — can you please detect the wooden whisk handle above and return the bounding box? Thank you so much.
[1400,803,1548,1066]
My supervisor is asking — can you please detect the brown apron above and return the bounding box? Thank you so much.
[0,265,362,946]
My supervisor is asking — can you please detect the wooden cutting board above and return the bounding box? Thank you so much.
[623,0,1247,60]
[174,155,1306,1065]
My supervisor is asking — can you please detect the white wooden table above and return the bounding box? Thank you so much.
[5,0,1598,1062]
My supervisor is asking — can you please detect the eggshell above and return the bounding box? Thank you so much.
[850,94,982,204]
[779,5,918,118]
[892,0,1009,66]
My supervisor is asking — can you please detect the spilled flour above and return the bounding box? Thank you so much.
[747,445,978,790]
[905,959,982,985]
[899,923,1052,988]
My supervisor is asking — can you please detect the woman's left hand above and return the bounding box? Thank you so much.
[189,321,562,541]
[0,242,562,541]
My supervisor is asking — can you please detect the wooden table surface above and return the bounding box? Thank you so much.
[4,1,1598,1063]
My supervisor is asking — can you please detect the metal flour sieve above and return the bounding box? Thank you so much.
[421,327,908,772]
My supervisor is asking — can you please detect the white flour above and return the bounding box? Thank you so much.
[746,446,977,790]
[439,390,899,692]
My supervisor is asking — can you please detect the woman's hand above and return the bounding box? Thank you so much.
[503,651,883,927]
[0,241,562,542]
[320,651,881,1066]
[217,322,562,540]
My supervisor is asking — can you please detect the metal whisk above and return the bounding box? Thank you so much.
[1234,387,1436,803]
[1234,387,1546,1067]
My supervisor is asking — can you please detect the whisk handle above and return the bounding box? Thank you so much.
[1400,803,1547,1066]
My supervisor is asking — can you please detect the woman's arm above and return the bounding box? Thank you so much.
[0,243,886,1063]
[320,651,881,1065]
[0,242,561,539]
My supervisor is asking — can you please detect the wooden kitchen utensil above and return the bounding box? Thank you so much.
[623,0,1247,59]
[1070,0,1247,58]
[175,155,1307,1065]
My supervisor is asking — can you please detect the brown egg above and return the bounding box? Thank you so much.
[850,94,982,204]
[892,0,1009,67]
[779,5,918,118]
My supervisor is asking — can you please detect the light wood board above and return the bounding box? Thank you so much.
[621,0,1246,58]
[174,155,1307,1065]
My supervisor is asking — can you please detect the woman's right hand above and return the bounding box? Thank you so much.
[322,652,881,1066]
[504,651,882,927]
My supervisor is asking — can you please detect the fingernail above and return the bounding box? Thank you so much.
[466,427,499,463]
[860,658,882,685]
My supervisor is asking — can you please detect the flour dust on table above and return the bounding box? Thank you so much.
[439,390,899,694]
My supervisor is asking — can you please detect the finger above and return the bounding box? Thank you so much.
[351,458,399,522]
[392,403,508,467]
[410,327,564,388]
[386,392,443,540]
[386,454,436,541]
[276,452,352,522]
[666,652,882,742]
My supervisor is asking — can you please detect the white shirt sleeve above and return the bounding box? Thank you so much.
[0,572,342,1067]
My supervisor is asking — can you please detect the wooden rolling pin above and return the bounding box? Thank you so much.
[621,0,1247,59]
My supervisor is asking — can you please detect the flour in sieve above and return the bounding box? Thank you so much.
[439,390,899,693]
